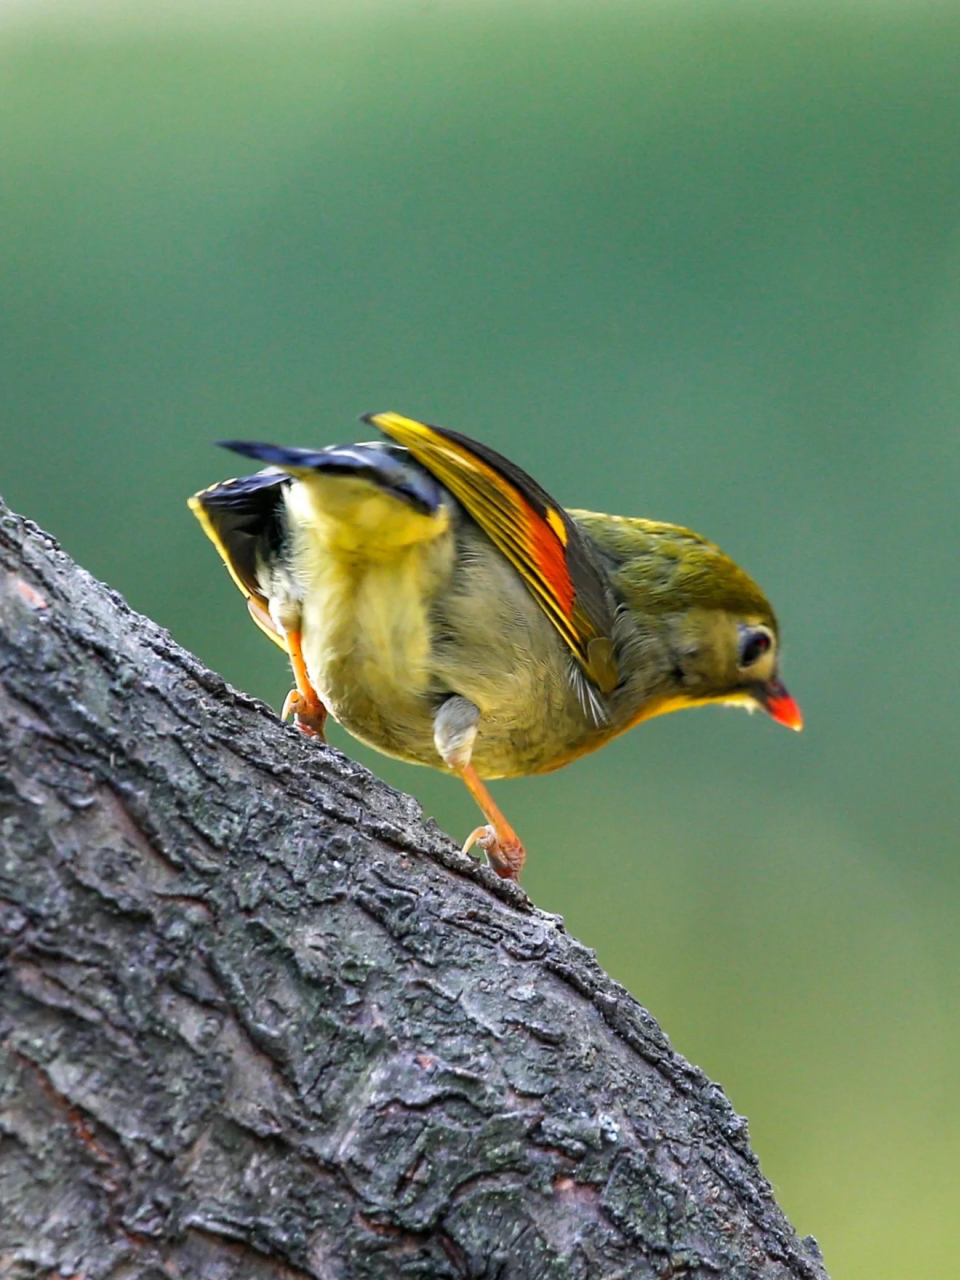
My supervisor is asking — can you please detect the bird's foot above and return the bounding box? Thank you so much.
[463,825,526,880]
[281,688,328,740]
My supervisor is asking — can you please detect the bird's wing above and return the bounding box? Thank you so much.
[365,411,619,692]
[188,469,290,649]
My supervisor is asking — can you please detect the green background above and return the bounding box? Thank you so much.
[3,2,958,1274]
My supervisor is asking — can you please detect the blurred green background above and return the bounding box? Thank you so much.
[3,1,958,1274]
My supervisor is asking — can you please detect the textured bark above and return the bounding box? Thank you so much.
[0,499,829,1280]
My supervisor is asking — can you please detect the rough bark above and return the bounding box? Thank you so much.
[0,499,829,1280]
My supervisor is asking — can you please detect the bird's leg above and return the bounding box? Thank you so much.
[433,696,526,880]
[459,764,526,880]
[281,629,328,740]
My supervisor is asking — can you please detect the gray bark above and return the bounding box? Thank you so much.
[0,499,829,1280]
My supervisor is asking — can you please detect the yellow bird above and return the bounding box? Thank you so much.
[189,412,801,880]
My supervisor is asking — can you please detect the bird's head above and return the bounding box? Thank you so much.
[578,512,803,732]
[663,605,802,730]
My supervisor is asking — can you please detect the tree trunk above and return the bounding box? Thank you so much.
[0,499,829,1280]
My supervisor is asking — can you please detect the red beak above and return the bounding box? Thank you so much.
[760,679,803,731]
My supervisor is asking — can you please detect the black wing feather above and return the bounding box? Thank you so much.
[217,440,444,517]
[189,468,290,604]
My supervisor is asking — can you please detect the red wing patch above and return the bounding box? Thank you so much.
[365,412,618,692]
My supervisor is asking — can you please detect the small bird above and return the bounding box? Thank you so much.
[189,412,801,880]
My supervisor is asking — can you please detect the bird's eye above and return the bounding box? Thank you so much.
[739,628,772,668]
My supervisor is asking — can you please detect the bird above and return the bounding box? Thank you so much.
[189,411,801,881]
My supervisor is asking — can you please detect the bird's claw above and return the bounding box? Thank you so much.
[282,688,328,740]
[463,825,525,880]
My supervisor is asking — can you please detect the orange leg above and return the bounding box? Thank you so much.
[460,763,526,880]
[280,630,328,740]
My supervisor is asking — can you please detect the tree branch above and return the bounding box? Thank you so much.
[0,499,829,1280]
